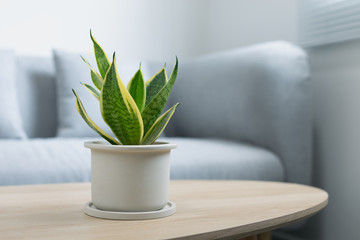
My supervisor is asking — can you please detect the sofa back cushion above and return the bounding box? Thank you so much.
[15,52,166,139]
[0,49,27,139]
[53,49,112,138]
[53,49,166,138]
[169,41,312,185]
[16,55,57,138]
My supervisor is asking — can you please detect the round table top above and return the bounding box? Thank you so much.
[0,181,328,240]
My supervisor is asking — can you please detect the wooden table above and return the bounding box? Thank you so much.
[0,181,327,240]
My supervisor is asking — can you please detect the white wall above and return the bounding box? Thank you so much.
[0,0,298,62]
[0,0,113,55]
[294,40,360,240]
[0,0,209,62]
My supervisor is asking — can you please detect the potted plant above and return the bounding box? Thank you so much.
[72,31,179,219]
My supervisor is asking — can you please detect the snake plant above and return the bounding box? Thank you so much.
[72,31,179,145]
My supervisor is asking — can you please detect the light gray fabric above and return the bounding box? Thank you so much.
[5,41,311,186]
[0,138,91,185]
[169,138,284,181]
[16,55,57,138]
[53,49,110,137]
[15,53,160,138]
[168,41,311,185]
[0,49,27,139]
[0,137,283,186]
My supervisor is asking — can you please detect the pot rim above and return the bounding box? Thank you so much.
[84,141,177,152]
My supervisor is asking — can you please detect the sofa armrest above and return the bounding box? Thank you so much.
[167,41,312,185]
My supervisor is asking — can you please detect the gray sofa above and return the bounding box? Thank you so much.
[0,41,311,186]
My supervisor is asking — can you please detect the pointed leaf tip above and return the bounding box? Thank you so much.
[127,68,146,112]
[144,68,167,106]
[81,82,100,101]
[142,57,179,134]
[73,89,120,145]
[101,55,144,145]
[80,56,104,90]
[141,103,179,145]
[91,32,111,79]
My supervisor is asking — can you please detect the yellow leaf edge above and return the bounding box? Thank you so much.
[80,56,104,90]
[81,82,100,101]
[145,68,167,86]
[141,103,179,145]
[100,54,144,143]
[72,89,121,145]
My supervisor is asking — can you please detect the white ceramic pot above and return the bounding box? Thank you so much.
[84,141,177,212]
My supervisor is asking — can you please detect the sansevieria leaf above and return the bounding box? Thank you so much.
[81,56,103,90]
[90,31,111,78]
[81,82,100,101]
[142,57,178,135]
[145,68,167,106]
[72,89,120,145]
[127,68,146,112]
[101,53,144,145]
[141,103,179,145]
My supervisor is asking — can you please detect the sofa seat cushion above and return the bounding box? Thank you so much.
[0,137,284,186]
[168,138,284,181]
[0,138,92,186]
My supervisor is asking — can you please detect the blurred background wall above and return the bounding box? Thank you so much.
[1,0,360,239]
[0,0,297,61]
[298,39,360,240]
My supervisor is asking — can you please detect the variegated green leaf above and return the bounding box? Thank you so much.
[145,68,167,106]
[101,53,144,145]
[90,30,111,78]
[81,56,103,90]
[72,89,120,145]
[141,103,179,145]
[142,57,178,135]
[81,82,100,101]
[127,69,146,112]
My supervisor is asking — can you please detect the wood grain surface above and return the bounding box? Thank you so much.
[0,181,328,240]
